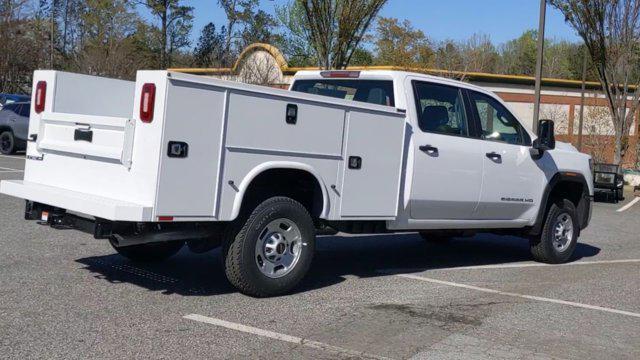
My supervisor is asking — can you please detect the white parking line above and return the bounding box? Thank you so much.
[184,314,393,360]
[394,273,640,319]
[385,258,640,272]
[0,170,23,173]
[617,197,640,212]
[0,166,22,171]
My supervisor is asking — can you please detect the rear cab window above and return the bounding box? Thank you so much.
[291,79,395,107]
[412,81,469,137]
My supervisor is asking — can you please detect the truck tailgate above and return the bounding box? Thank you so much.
[37,112,135,167]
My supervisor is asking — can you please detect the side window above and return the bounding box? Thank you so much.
[18,104,30,117]
[469,91,529,146]
[413,81,468,136]
[2,104,16,114]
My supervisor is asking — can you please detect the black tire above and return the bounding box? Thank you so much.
[222,196,315,297]
[530,199,579,264]
[109,238,184,263]
[0,131,16,155]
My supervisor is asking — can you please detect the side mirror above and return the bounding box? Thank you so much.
[533,119,555,151]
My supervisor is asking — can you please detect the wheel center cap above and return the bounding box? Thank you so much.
[276,242,286,255]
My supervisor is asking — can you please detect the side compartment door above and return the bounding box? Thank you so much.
[467,90,544,220]
[409,80,484,220]
[340,110,406,218]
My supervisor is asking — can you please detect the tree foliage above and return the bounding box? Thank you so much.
[0,0,49,92]
[193,22,226,67]
[75,0,152,78]
[551,0,640,164]
[298,0,387,69]
[374,17,433,67]
[137,0,194,68]
[275,0,316,67]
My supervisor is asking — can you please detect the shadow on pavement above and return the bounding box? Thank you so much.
[76,233,600,297]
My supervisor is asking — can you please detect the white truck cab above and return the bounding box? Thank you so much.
[0,69,593,297]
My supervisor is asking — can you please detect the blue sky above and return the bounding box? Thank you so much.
[158,0,582,47]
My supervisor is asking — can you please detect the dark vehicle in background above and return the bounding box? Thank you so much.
[0,102,30,154]
[593,163,624,203]
[0,94,30,108]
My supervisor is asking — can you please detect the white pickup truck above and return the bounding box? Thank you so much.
[0,69,593,297]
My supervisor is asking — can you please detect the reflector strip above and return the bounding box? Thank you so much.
[140,83,156,123]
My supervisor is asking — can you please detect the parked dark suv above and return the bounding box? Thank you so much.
[0,102,30,154]
[0,94,30,108]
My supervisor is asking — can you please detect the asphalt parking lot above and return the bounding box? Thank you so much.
[1,153,639,360]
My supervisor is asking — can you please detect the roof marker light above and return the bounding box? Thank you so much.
[320,71,361,78]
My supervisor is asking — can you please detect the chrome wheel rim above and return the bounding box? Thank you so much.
[255,218,303,278]
[552,213,574,252]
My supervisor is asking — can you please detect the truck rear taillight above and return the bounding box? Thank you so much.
[320,71,361,78]
[34,81,47,114]
[140,83,156,123]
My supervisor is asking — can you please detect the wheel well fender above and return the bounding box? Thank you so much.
[0,125,13,134]
[530,172,590,235]
[230,161,330,221]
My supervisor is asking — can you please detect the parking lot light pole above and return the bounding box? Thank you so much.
[577,47,588,152]
[532,0,547,135]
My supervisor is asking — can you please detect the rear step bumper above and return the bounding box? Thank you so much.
[0,180,152,222]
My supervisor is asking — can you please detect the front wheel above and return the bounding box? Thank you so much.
[223,197,315,297]
[530,199,579,264]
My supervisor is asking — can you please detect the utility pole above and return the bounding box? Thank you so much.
[532,0,546,135]
[50,1,55,69]
[577,47,588,152]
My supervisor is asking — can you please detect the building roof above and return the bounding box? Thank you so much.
[168,43,630,91]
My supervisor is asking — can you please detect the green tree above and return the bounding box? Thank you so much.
[136,0,194,68]
[0,0,50,92]
[373,17,433,67]
[219,0,258,66]
[300,0,388,69]
[75,0,150,79]
[498,30,538,76]
[434,40,464,72]
[460,33,499,73]
[193,22,226,67]
[275,0,316,67]
[349,47,374,66]
[550,0,640,165]
[240,9,279,48]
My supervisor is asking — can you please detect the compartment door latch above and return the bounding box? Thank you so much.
[348,156,362,170]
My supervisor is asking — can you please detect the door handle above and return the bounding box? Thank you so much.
[486,152,501,161]
[419,145,438,155]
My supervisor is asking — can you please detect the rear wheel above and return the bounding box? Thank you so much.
[0,131,16,155]
[222,196,315,297]
[530,199,578,264]
[109,238,184,262]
